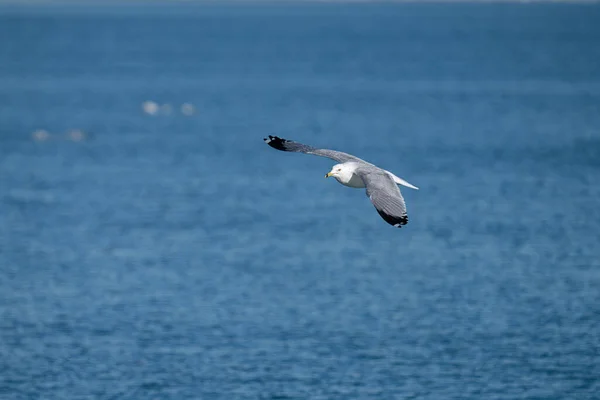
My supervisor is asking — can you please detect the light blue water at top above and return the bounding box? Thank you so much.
[1,3,599,399]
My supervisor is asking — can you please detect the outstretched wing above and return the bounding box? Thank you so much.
[264,135,362,163]
[356,168,408,228]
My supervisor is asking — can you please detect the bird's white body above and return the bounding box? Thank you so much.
[328,162,419,190]
[338,173,366,188]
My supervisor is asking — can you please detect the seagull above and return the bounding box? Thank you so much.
[264,135,419,228]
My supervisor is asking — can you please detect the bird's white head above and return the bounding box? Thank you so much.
[325,163,356,185]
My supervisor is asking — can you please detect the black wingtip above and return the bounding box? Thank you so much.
[376,209,408,228]
[263,135,288,151]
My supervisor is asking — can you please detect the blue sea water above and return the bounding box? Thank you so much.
[1,2,600,399]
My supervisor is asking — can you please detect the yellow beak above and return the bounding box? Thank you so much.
[325,172,333,178]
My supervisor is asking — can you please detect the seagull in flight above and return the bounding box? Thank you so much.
[264,135,419,228]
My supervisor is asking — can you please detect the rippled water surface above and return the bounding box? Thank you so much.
[1,3,600,399]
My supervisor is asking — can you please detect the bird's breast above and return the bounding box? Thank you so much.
[335,173,366,188]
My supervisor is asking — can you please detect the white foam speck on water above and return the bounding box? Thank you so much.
[142,100,159,115]
[32,129,50,141]
[181,103,196,116]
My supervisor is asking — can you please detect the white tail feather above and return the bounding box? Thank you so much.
[386,171,419,190]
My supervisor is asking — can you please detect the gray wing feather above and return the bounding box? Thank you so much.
[264,135,362,163]
[356,168,408,227]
